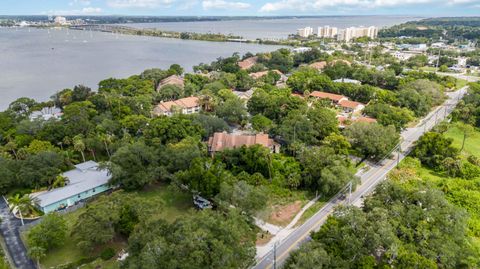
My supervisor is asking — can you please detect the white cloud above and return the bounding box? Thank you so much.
[107,0,175,8]
[259,0,476,12]
[75,0,92,5]
[81,7,103,13]
[202,0,251,10]
[178,0,199,9]
[45,7,103,15]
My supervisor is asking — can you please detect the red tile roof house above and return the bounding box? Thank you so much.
[152,96,200,117]
[309,61,328,71]
[338,99,366,113]
[309,91,349,104]
[249,70,283,80]
[238,56,258,70]
[207,132,280,155]
[156,75,185,92]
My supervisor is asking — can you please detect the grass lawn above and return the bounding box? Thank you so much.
[444,124,480,158]
[295,200,326,227]
[420,66,438,72]
[455,78,469,90]
[29,184,192,269]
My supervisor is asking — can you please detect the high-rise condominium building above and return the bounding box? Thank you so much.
[337,26,378,42]
[317,26,338,38]
[297,27,314,38]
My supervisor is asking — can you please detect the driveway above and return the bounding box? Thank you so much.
[0,198,36,269]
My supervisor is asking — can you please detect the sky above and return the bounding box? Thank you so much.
[1,0,480,16]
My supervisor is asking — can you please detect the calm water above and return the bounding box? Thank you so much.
[124,16,421,40]
[0,27,283,110]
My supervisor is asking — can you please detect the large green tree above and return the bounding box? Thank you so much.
[344,122,399,162]
[27,213,67,251]
[125,210,256,269]
[109,142,158,190]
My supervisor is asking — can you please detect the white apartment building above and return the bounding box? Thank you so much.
[54,16,67,25]
[297,27,314,38]
[337,26,378,42]
[317,26,338,38]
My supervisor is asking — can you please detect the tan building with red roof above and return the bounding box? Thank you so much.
[208,132,280,154]
[238,56,258,70]
[156,75,185,92]
[152,96,200,117]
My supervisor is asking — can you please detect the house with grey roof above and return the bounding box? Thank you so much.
[32,161,112,213]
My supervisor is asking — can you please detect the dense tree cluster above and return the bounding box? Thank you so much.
[284,181,479,269]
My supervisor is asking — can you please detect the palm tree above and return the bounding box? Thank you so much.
[85,135,97,161]
[99,133,114,159]
[51,175,69,189]
[73,135,86,163]
[8,194,38,217]
[4,141,18,160]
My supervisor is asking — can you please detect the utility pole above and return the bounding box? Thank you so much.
[397,145,401,166]
[347,181,352,204]
[273,241,278,269]
[435,49,441,72]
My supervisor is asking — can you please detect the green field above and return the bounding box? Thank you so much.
[28,184,192,269]
[455,78,469,89]
[445,124,480,157]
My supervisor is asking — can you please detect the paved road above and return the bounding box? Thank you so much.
[253,86,468,269]
[0,198,36,269]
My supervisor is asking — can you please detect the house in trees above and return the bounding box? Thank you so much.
[337,115,377,128]
[338,99,365,113]
[333,78,361,85]
[32,161,112,213]
[152,96,201,117]
[232,89,254,101]
[309,91,366,114]
[29,107,63,121]
[207,132,280,155]
[249,70,283,80]
[156,75,184,91]
[238,56,258,70]
[309,61,328,71]
[310,91,348,104]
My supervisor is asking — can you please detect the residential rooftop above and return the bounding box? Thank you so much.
[33,161,111,208]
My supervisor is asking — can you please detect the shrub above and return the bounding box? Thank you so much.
[100,248,116,261]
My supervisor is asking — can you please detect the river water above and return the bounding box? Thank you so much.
[0,27,283,110]
[123,16,421,40]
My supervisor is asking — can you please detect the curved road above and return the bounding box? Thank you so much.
[253,87,468,269]
[0,198,36,269]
